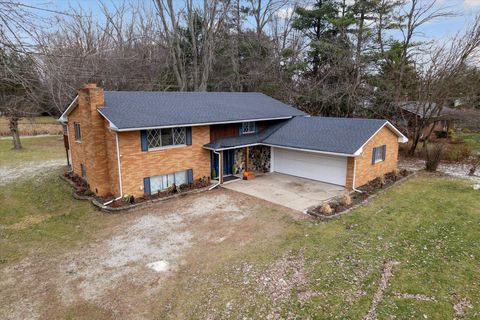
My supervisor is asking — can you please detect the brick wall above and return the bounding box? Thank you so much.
[350,126,399,189]
[67,84,119,197]
[118,126,211,197]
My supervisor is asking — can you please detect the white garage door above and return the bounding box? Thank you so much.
[273,147,347,186]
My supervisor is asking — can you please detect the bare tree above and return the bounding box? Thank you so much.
[154,0,231,91]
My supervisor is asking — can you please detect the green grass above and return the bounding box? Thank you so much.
[0,135,65,166]
[455,131,480,153]
[0,169,103,263]
[155,174,480,319]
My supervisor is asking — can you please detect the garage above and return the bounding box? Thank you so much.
[272,147,347,186]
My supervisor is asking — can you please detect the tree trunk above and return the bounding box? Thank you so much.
[9,116,22,149]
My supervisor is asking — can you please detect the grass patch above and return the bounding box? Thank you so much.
[455,131,480,153]
[0,169,103,263]
[0,116,62,136]
[0,135,65,166]
[155,173,480,319]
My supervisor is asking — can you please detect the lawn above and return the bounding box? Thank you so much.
[455,131,480,153]
[0,135,65,166]
[0,141,479,320]
[155,174,480,319]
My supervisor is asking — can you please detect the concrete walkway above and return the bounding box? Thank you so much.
[222,172,345,212]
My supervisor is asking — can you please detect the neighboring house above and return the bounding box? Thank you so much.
[397,101,457,139]
[59,84,408,198]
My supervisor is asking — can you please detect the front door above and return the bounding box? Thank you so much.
[223,149,234,176]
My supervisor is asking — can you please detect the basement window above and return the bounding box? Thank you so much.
[74,122,81,142]
[372,145,386,164]
[147,127,186,149]
[241,121,255,134]
[150,170,187,193]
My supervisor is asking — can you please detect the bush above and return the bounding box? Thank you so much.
[339,195,352,206]
[425,143,445,171]
[179,183,190,191]
[320,202,333,215]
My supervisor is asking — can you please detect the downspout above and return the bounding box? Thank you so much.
[65,124,73,172]
[103,132,124,205]
[209,150,221,190]
[352,157,365,193]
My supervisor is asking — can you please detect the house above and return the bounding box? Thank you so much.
[397,101,457,139]
[59,84,408,199]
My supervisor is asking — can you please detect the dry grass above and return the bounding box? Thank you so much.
[0,116,62,136]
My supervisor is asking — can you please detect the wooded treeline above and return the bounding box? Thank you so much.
[1,0,479,152]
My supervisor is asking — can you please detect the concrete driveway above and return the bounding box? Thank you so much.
[222,173,345,212]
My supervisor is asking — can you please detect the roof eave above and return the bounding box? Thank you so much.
[108,116,297,132]
[57,95,79,123]
[353,121,408,156]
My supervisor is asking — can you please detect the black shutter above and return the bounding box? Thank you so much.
[141,130,148,151]
[382,145,387,161]
[143,177,151,194]
[372,147,376,164]
[186,127,192,145]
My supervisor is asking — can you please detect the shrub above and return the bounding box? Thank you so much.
[320,202,333,215]
[122,194,135,204]
[443,143,472,162]
[339,194,352,206]
[179,183,190,191]
[425,143,445,171]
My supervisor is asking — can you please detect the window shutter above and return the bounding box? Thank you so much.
[186,127,192,145]
[382,145,387,161]
[143,177,151,194]
[187,169,193,184]
[141,130,148,151]
[372,148,376,164]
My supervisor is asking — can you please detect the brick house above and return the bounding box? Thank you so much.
[59,84,408,199]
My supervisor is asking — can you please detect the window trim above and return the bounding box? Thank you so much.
[146,127,186,150]
[372,145,386,164]
[74,122,81,142]
[241,121,256,135]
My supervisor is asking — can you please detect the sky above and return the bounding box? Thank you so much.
[24,0,480,44]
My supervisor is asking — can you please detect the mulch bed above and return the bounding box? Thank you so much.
[62,171,211,213]
[307,169,412,220]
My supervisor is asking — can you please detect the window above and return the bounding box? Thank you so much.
[150,170,187,193]
[74,122,81,142]
[147,127,186,149]
[241,121,255,134]
[372,145,386,164]
[80,164,87,178]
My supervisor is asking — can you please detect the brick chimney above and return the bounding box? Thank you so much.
[74,83,111,196]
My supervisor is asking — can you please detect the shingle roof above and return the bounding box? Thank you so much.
[398,101,457,118]
[204,116,402,155]
[263,117,391,155]
[204,121,285,150]
[97,91,306,130]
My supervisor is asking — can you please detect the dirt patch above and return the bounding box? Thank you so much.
[363,260,400,320]
[0,189,293,319]
[453,295,473,319]
[0,159,65,186]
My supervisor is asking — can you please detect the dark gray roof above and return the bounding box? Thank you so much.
[204,122,285,150]
[263,117,390,154]
[98,91,305,129]
[204,116,399,155]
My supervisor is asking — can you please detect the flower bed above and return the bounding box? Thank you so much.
[62,172,211,212]
[307,169,412,219]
